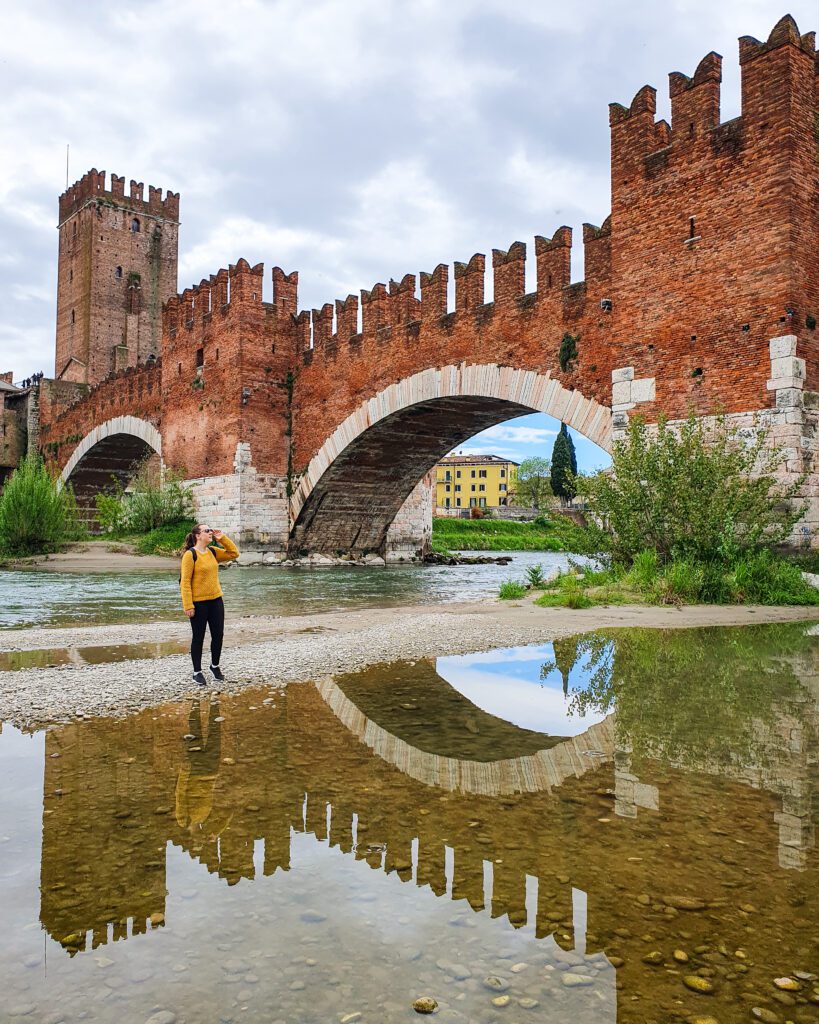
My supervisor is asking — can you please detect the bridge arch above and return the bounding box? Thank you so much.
[290,363,611,556]
[315,675,615,797]
[59,416,162,523]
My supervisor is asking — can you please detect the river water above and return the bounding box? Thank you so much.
[0,622,816,1023]
[0,551,575,629]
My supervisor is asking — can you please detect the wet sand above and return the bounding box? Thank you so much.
[0,596,815,731]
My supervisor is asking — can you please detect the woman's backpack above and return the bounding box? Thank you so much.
[179,548,198,584]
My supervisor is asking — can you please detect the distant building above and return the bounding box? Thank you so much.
[435,454,518,510]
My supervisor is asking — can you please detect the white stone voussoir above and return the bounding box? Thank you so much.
[59,416,162,488]
[290,363,612,522]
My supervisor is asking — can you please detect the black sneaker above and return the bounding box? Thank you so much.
[192,671,207,686]
[210,665,225,682]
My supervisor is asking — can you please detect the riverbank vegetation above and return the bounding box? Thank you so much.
[501,414,819,607]
[0,455,85,557]
[432,514,588,553]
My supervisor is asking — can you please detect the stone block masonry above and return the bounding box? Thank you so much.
[33,13,819,554]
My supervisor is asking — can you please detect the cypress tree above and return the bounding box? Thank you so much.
[551,423,576,502]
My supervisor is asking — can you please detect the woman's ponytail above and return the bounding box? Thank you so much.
[183,529,199,552]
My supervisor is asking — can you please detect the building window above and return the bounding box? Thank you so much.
[471,485,476,492]
[196,348,204,368]
[456,498,461,507]
[131,217,140,233]
[455,484,461,492]
[115,266,123,279]
[500,483,506,492]
[479,484,485,492]
[445,484,450,492]
[471,470,476,478]
[479,498,486,507]
[479,469,487,478]
[456,470,461,478]
[470,498,477,507]
[445,498,451,508]
[445,471,451,481]
[500,469,505,477]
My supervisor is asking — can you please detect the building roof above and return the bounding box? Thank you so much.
[0,379,24,394]
[438,454,519,466]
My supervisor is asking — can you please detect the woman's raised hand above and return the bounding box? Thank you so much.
[211,529,223,541]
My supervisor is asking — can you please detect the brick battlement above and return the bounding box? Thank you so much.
[58,169,180,226]
[162,259,296,338]
[610,15,817,169]
[294,222,617,361]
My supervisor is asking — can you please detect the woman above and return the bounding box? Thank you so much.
[180,524,240,685]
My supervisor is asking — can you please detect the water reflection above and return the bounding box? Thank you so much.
[1,623,817,1023]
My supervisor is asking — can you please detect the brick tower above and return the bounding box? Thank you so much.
[55,170,179,385]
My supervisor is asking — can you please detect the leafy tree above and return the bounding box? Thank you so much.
[513,456,552,510]
[550,423,576,503]
[576,413,805,567]
[550,635,580,696]
[540,623,811,769]
[0,454,84,555]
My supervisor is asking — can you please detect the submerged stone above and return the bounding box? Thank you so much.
[683,976,715,994]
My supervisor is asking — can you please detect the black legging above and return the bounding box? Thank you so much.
[189,597,225,672]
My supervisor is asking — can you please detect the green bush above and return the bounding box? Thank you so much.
[526,563,547,588]
[576,412,805,567]
[95,460,194,534]
[134,519,196,556]
[499,580,528,600]
[0,455,85,555]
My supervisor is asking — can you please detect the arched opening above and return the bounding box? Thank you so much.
[60,418,162,532]
[131,217,140,233]
[290,366,611,559]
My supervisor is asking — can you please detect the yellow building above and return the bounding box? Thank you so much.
[435,454,519,510]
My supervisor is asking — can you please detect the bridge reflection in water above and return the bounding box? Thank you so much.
[32,625,818,1022]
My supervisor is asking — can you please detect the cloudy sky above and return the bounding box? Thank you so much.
[1,0,812,472]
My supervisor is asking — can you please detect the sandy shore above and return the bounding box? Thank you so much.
[0,598,815,731]
[2,541,177,572]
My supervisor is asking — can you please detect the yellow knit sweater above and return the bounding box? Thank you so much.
[180,536,240,610]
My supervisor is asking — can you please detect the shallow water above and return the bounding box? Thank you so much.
[0,550,572,629]
[0,641,188,672]
[0,622,817,1023]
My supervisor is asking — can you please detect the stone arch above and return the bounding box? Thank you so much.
[315,676,616,797]
[290,363,611,556]
[59,416,162,526]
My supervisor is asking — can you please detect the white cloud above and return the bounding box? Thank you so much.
[478,425,558,444]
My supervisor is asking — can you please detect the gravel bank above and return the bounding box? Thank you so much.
[1,600,815,730]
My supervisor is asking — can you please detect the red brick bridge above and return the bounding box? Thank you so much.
[39,15,819,557]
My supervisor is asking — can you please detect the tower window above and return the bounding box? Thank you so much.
[196,348,204,368]
[69,269,73,283]
[70,309,75,324]
[115,266,123,279]
[131,218,140,233]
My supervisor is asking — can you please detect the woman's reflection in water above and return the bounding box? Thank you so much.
[175,701,232,841]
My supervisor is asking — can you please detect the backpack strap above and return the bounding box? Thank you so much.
[180,547,198,584]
